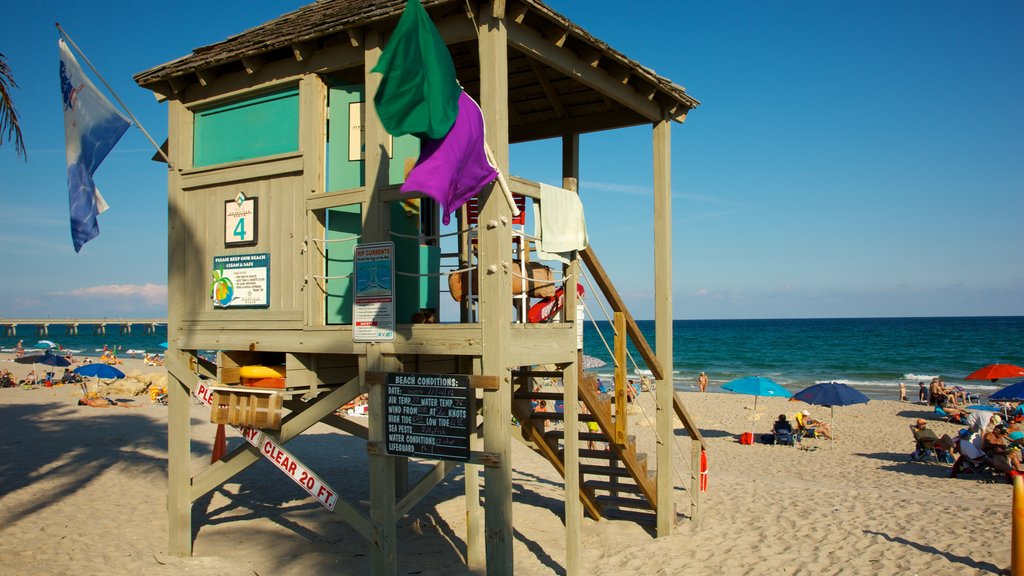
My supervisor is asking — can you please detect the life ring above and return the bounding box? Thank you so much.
[527,283,585,323]
[699,449,708,492]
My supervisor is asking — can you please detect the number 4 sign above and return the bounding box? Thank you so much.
[225,193,258,246]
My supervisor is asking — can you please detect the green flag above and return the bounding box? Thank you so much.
[372,0,460,139]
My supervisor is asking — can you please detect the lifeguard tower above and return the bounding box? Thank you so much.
[134,1,704,573]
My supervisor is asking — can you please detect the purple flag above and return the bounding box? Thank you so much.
[400,91,498,225]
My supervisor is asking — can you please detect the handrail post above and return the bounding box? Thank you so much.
[614,312,627,445]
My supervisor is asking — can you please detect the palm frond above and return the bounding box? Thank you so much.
[0,52,27,161]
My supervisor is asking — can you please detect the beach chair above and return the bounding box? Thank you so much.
[935,405,965,424]
[774,429,795,446]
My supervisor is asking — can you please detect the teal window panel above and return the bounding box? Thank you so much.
[327,83,420,191]
[194,87,299,167]
[325,204,362,325]
[391,201,440,323]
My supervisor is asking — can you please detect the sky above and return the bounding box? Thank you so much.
[1,0,1021,321]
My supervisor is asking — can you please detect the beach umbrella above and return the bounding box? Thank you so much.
[965,364,1024,383]
[581,354,606,369]
[793,381,869,445]
[722,376,792,432]
[14,353,70,367]
[74,364,126,379]
[989,380,1024,402]
[159,342,168,349]
[34,340,60,349]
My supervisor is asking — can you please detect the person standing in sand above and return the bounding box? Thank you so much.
[918,381,928,403]
[899,382,906,402]
[698,372,708,393]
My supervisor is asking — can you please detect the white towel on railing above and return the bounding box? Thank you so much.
[533,183,588,264]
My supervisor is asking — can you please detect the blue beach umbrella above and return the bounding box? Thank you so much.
[74,364,126,379]
[793,381,870,444]
[722,376,792,432]
[159,342,168,349]
[989,380,1024,402]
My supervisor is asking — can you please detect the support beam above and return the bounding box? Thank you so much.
[479,6,514,574]
[507,19,665,121]
[166,359,192,556]
[527,58,566,118]
[241,56,265,75]
[195,68,217,87]
[652,117,673,537]
[364,29,397,575]
[562,132,581,576]
[291,41,316,62]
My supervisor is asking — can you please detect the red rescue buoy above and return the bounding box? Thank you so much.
[699,449,708,492]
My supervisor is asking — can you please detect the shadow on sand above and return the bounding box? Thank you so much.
[862,529,1005,575]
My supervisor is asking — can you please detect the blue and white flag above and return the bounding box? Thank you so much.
[59,38,130,252]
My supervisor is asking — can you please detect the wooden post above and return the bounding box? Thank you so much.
[653,117,673,537]
[166,362,192,556]
[364,29,398,575]
[614,312,627,445]
[166,95,193,557]
[479,5,514,574]
[464,356,484,572]
[562,132,581,576]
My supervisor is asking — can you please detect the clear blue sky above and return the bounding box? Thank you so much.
[1,1,1021,320]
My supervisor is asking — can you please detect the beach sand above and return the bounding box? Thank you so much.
[0,353,1012,575]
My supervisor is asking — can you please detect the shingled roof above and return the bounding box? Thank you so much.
[134,0,699,142]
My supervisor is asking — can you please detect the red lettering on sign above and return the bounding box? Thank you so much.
[262,440,275,456]
[317,485,334,502]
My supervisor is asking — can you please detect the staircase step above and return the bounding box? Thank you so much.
[601,507,657,525]
[578,448,619,460]
[584,479,644,495]
[546,430,609,443]
[515,391,569,401]
[511,370,564,378]
[596,495,654,511]
[532,411,597,422]
[580,463,633,477]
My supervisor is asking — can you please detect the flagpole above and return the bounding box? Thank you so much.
[55,23,176,170]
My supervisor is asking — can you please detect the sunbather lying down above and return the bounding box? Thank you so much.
[78,397,142,409]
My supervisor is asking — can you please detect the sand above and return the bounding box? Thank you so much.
[0,353,1012,575]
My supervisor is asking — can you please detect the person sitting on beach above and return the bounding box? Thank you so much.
[983,425,1010,458]
[795,409,833,440]
[951,429,990,478]
[929,378,948,406]
[911,419,952,462]
[1006,432,1024,482]
[773,414,794,445]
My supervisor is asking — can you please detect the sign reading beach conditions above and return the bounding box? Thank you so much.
[385,373,471,462]
[211,253,270,308]
[352,242,395,341]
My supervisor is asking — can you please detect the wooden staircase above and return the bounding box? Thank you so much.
[511,369,659,523]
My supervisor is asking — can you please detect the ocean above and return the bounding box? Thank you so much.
[1,323,168,358]
[581,316,1024,401]
[3,317,1021,401]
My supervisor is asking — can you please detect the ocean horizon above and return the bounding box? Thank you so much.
[2,315,1021,401]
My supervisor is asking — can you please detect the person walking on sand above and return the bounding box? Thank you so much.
[698,372,709,393]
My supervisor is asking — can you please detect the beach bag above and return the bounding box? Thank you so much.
[448,261,555,302]
[739,432,754,445]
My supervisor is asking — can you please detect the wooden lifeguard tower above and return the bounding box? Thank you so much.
[134,1,704,573]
